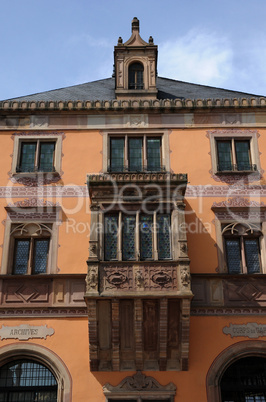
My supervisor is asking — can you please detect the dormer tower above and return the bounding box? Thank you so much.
[114,17,158,100]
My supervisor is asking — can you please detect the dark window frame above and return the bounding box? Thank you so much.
[128,62,144,90]
[216,138,256,172]
[17,139,56,173]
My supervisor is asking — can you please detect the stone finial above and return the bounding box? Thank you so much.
[132,17,139,32]
[117,36,123,45]
[149,36,154,44]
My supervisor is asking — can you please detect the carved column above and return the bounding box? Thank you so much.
[111,299,120,371]
[134,298,143,370]
[159,298,168,371]
[180,298,191,370]
[87,300,98,371]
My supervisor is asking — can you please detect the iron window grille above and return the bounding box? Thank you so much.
[0,359,57,402]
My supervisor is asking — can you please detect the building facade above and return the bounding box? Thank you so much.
[0,17,266,401]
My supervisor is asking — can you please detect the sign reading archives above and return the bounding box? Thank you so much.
[223,323,266,339]
[0,325,55,341]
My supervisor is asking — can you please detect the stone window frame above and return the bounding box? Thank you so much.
[11,133,63,176]
[102,129,170,174]
[214,218,266,274]
[103,210,172,262]
[1,208,60,275]
[208,130,261,175]
[0,343,72,402]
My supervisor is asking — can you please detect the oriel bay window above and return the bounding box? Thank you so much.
[216,139,256,172]
[104,212,171,261]
[223,222,262,274]
[109,136,162,172]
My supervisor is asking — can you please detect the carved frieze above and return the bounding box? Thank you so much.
[223,323,266,339]
[86,265,99,292]
[99,264,178,293]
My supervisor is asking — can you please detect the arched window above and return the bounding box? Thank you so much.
[0,359,58,401]
[128,63,144,89]
[220,356,266,401]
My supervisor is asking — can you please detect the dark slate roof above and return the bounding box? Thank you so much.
[3,77,263,102]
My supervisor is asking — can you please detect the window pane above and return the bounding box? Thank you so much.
[33,239,49,274]
[19,142,36,172]
[157,214,171,259]
[244,239,261,274]
[147,138,161,171]
[129,62,144,89]
[128,138,143,171]
[104,216,118,260]
[217,141,232,171]
[140,215,153,260]
[39,142,55,172]
[13,239,30,275]
[110,138,124,172]
[235,140,251,170]
[122,215,136,260]
[225,239,242,274]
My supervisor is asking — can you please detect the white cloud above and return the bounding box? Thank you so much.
[158,29,233,88]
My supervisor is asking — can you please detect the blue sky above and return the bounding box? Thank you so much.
[1,0,266,100]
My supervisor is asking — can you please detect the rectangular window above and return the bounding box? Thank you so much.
[17,141,56,173]
[13,238,50,275]
[216,139,254,172]
[109,136,162,172]
[104,213,171,261]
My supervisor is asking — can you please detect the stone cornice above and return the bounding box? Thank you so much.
[1,97,266,113]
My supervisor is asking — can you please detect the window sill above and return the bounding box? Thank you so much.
[215,170,259,175]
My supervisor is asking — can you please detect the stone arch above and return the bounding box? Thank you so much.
[0,342,72,402]
[206,340,266,401]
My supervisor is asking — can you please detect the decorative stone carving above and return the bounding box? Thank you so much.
[135,269,144,289]
[106,272,127,286]
[88,241,98,259]
[10,174,62,187]
[0,324,54,340]
[7,198,59,208]
[103,370,176,393]
[212,197,266,208]
[86,266,98,292]
[223,323,266,339]
[151,271,172,288]
[180,267,191,288]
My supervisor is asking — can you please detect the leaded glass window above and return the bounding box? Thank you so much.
[147,138,161,171]
[0,359,57,402]
[110,138,125,172]
[104,215,118,260]
[13,238,50,275]
[217,141,232,171]
[157,214,171,260]
[235,140,251,171]
[104,213,172,262]
[109,136,163,173]
[140,215,153,260]
[223,223,261,274]
[18,141,55,173]
[122,215,136,260]
[217,139,252,172]
[128,138,143,172]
